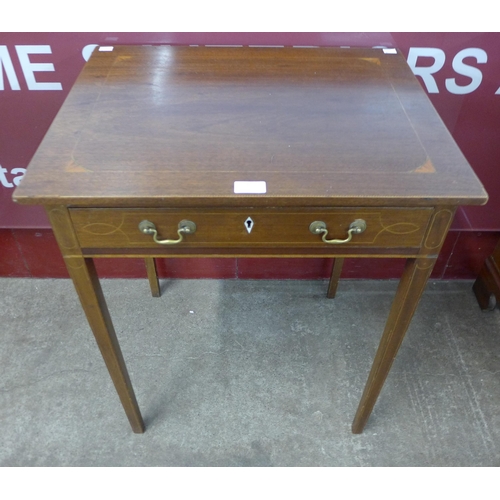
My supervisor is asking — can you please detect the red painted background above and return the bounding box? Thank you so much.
[1,33,499,279]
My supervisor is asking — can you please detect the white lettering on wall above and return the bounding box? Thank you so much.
[11,168,26,186]
[407,47,488,95]
[445,48,487,95]
[407,48,446,94]
[15,45,62,90]
[0,45,62,90]
[82,44,98,62]
[0,45,21,90]
[0,166,26,188]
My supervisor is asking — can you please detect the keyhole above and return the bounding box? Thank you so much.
[244,217,254,233]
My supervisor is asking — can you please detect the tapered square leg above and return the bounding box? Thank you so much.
[66,256,145,433]
[352,257,436,434]
[145,258,161,297]
[327,258,344,299]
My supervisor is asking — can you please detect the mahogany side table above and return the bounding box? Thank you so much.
[13,46,488,433]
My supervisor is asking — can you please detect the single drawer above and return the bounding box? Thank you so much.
[70,207,433,250]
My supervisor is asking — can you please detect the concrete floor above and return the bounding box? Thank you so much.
[1,277,500,466]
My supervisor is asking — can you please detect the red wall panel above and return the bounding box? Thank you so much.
[0,229,29,276]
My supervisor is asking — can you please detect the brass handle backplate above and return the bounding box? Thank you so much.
[309,219,367,244]
[138,219,196,245]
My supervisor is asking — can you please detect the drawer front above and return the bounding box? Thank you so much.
[70,208,433,249]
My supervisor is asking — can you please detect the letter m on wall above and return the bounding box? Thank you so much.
[0,46,20,90]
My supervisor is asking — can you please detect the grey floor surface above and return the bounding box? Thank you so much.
[1,277,500,466]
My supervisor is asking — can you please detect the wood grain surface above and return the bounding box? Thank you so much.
[13,46,487,208]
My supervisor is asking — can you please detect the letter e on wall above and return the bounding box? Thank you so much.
[15,45,62,90]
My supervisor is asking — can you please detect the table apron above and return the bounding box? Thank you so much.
[79,247,429,259]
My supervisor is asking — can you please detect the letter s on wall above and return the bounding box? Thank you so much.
[445,48,487,95]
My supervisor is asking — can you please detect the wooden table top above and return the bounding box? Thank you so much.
[13,45,487,208]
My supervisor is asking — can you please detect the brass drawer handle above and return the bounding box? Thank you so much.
[138,219,196,245]
[309,219,366,244]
